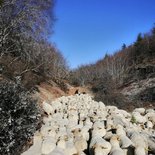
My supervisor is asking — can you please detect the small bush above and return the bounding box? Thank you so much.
[0,81,41,155]
[130,115,137,124]
[94,91,128,109]
[91,77,126,108]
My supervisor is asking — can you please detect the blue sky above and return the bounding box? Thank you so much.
[50,0,155,69]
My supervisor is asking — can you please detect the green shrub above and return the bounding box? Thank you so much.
[0,81,41,155]
[130,115,137,124]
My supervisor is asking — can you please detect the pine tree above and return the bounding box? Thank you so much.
[122,43,126,50]
[133,33,143,63]
[0,0,3,6]
[152,23,155,35]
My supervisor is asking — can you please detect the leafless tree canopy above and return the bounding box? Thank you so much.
[69,25,155,106]
[0,0,69,88]
[0,0,55,56]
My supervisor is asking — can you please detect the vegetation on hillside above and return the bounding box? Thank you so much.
[0,0,69,154]
[0,0,69,89]
[70,25,155,108]
[0,81,41,155]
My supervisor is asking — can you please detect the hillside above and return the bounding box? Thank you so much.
[70,26,155,110]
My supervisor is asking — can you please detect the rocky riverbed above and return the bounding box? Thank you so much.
[22,94,155,155]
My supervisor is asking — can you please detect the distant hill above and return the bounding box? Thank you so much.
[69,25,155,110]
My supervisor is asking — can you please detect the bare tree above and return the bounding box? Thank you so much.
[0,0,55,57]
